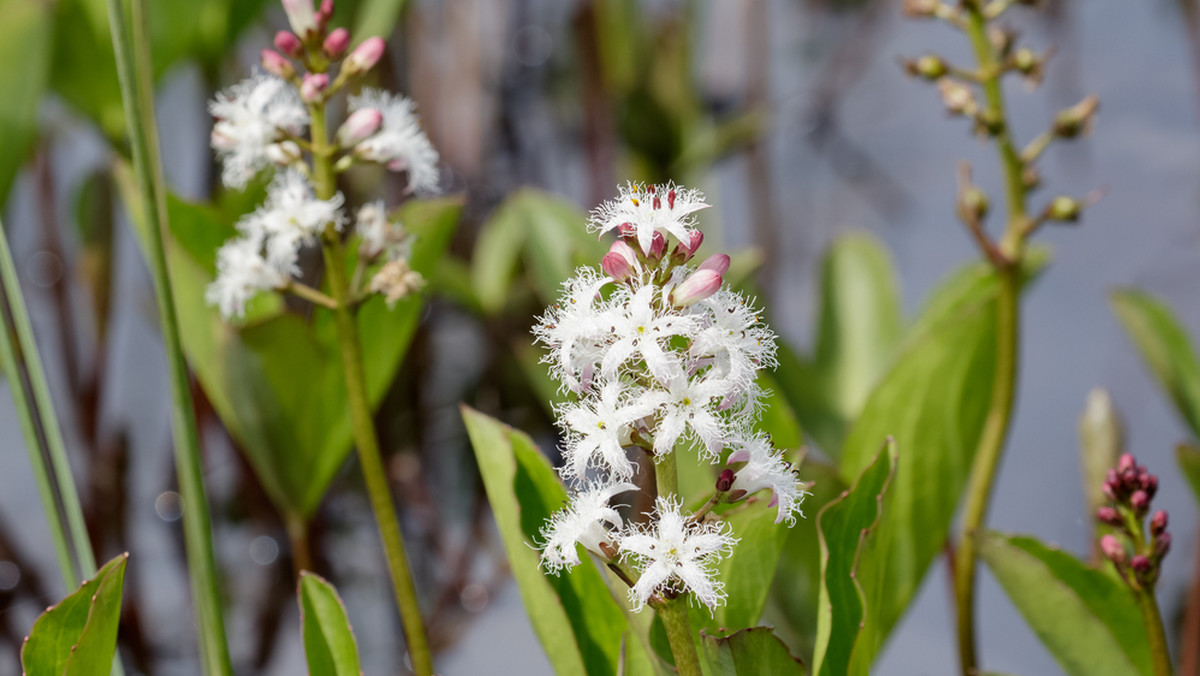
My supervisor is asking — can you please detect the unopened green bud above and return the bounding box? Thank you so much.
[1047,196,1082,222]
[911,55,947,80]
[958,186,989,222]
[973,110,1005,137]
[1053,95,1100,138]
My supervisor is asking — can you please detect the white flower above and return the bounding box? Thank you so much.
[539,480,639,574]
[557,380,659,479]
[533,268,615,393]
[210,73,308,189]
[589,182,708,255]
[726,435,807,525]
[651,374,730,461]
[619,495,737,611]
[689,289,777,401]
[205,236,288,319]
[237,170,344,273]
[348,89,440,195]
[601,283,696,385]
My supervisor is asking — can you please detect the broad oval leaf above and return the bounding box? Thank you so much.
[698,626,806,676]
[980,533,1154,676]
[462,406,660,676]
[22,553,128,676]
[812,438,897,676]
[299,572,362,676]
[1110,289,1200,440]
[835,249,1048,667]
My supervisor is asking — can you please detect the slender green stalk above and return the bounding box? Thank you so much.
[953,5,1035,674]
[1137,589,1176,676]
[309,103,435,676]
[0,227,89,587]
[105,0,232,673]
[650,450,703,676]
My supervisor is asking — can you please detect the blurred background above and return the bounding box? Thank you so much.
[1,0,1199,673]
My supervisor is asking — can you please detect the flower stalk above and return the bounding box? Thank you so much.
[901,1,1100,673]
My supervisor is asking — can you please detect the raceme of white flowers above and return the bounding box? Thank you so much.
[534,183,808,612]
[203,17,440,320]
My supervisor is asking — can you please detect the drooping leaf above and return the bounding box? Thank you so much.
[118,162,462,518]
[298,572,362,676]
[980,533,1154,676]
[697,626,806,676]
[21,554,128,676]
[834,249,1049,667]
[1110,289,1200,440]
[0,0,52,207]
[462,406,660,676]
[812,438,897,676]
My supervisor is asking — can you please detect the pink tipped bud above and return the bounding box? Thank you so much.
[274,31,304,58]
[1130,554,1151,575]
[1100,535,1125,564]
[300,73,329,102]
[1096,507,1122,527]
[1151,510,1168,537]
[1141,473,1158,498]
[1130,490,1149,514]
[697,253,731,276]
[281,0,317,36]
[671,269,722,307]
[716,469,736,492]
[336,108,382,146]
[648,232,666,259]
[261,49,295,79]
[324,27,350,58]
[602,252,634,282]
[1117,453,1136,474]
[344,36,386,75]
[682,230,703,254]
[1154,532,1172,558]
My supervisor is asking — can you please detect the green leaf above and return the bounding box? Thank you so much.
[462,406,659,676]
[298,572,362,676]
[1177,444,1200,509]
[693,501,790,635]
[1110,289,1200,440]
[769,458,847,660]
[697,627,806,676]
[0,0,52,207]
[812,438,897,676]
[774,233,901,458]
[980,533,1154,676]
[119,163,462,518]
[352,0,409,42]
[472,192,530,314]
[21,553,128,676]
[834,250,1048,667]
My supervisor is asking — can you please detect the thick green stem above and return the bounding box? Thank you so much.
[107,0,231,673]
[656,598,703,676]
[310,104,434,676]
[650,450,703,676]
[954,269,1019,675]
[1137,589,1176,676]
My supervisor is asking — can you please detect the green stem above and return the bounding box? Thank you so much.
[310,103,435,676]
[953,269,1019,675]
[0,228,91,587]
[650,450,702,676]
[1137,589,1176,676]
[106,0,232,673]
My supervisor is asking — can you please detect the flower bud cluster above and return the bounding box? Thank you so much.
[205,0,439,318]
[534,183,808,611]
[1096,453,1171,590]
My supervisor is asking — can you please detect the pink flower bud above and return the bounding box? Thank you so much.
[316,0,334,27]
[1130,490,1149,514]
[601,253,634,282]
[324,27,350,58]
[1130,554,1151,574]
[1151,510,1168,537]
[300,73,329,102]
[716,469,735,492]
[336,108,383,146]
[648,232,666,259]
[1100,534,1125,564]
[1117,453,1136,474]
[682,230,703,254]
[274,30,304,57]
[1096,507,1121,527]
[1154,532,1172,558]
[261,49,295,79]
[281,0,317,37]
[697,253,731,276]
[671,269,722,307]
[344,36,386,74]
